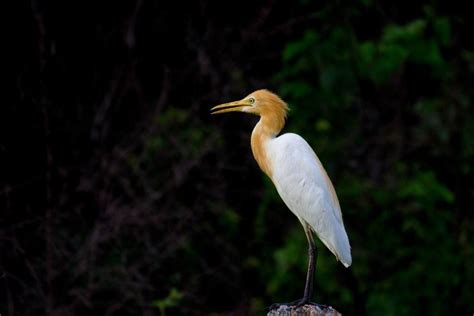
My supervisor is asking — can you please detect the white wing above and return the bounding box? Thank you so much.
[266,133,352,267]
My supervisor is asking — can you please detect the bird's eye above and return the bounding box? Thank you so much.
[249,97,255,104]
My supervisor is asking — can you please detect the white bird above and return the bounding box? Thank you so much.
[211,89,351,307]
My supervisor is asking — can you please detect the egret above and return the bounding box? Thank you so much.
[210,90,351,307]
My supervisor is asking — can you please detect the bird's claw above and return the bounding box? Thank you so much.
[268,299,327,311]
[290,298,327,309]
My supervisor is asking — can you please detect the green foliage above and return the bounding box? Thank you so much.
[152,288,184,316]
[267,227,307,296]
[265,4,474,315]
[398,170,454,203]
[357,18,451,83]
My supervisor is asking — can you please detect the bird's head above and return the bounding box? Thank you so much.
[210,89,289,119]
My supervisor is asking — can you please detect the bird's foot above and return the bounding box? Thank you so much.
[290,298,327,310]
[268,298,327,311]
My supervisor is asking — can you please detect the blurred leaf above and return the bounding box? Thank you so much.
[398,170,454,203]
[283,31,318,62]
[152,288,184,316]
[267,227,306,295]
[434,17,451,46]
[314,119,331,132]
[383,20,427,42]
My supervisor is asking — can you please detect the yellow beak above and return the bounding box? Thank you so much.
[210,100,251,115]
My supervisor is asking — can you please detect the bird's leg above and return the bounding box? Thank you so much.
[289,224,321,308]
[290,224,328,310]
[302,230,316,302]
[268,224,326,311]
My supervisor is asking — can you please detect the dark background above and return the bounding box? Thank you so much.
[2,1,474,315]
